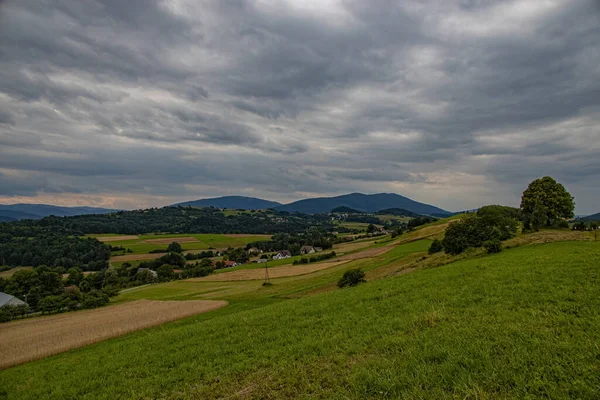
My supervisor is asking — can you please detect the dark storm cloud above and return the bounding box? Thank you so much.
[0,0,599,213]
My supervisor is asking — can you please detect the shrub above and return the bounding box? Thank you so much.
[337,269,366,288]
[428,239,443,254]
[483,239,502,254]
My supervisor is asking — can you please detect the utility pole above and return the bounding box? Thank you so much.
[264,260,270,285]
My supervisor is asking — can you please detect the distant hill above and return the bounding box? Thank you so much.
[275,193,451,216]
[0,204,119,221]
[331,206,363,214]
[173,196,282,210]
[376,208,423,218]
[581,212,600,222]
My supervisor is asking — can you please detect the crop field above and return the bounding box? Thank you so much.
[2,240,599,398]
[95,235,139,242]
[102,233,272,258]
[194,261,349,282]
[0,300,227,369]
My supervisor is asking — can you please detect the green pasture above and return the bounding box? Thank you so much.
[2,240,599,399]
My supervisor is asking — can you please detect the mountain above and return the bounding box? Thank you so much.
[0,204,119,221]
[581,212,600,222]
[274,193,451,216]
[173,196,282,210]
[376,208,424,218]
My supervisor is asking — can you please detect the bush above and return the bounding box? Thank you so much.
[337,269,366,288]
[483,239,502,254]
[428,239,443,254]
[166,242,183,253]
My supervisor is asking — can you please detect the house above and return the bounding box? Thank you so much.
[247,247,262,255]
[224,261,238,268]
[314,247,323,253]
[273,250,292,260]
[300,246,316,255]
[0,292,28,308]
[137,268,158,278]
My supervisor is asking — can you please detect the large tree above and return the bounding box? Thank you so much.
[520,176,574,229]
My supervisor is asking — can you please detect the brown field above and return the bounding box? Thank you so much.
[191,261,349,282]
[225,234,272,238]
[144,236,199,244]
[337,244,395,261]
[0,300,227,369]
[111,253,166,262]
[97,235,139,242]
[333,239,378,254]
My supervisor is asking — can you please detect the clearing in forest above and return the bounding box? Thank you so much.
[0,300,227,369]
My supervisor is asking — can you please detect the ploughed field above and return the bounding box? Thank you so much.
[1,240,599,399]
[0,300,227,369]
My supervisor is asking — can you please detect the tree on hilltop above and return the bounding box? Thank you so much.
[521,177,574,230]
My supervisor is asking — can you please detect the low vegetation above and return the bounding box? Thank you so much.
[337,268,366,288]
[1,241,598,398]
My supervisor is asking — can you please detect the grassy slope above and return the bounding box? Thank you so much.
[2,241,599,399]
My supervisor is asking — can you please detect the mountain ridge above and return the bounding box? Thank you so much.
[0,204,120,221]
[275,193,450,215]
[172,196,282,210]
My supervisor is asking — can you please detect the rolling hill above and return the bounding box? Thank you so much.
[275,193,451,216]
[0,204,119,221]
[581,212,600,222]
[173,196,282,210]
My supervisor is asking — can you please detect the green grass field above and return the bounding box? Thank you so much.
[3,239,599,398]
[101,233,271,255]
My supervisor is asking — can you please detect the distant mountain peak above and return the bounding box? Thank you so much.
[274,192,450,216]
[172,196,282,210]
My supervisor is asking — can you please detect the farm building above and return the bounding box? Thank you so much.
[224,261,238,268]
[300,246,316,255]
[0,292,28,308]
[273,250,292,260]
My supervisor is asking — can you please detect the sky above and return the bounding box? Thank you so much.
[0,0,599,214]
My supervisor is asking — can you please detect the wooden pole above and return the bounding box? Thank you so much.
[264,260,270,284]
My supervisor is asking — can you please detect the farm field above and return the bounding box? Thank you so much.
[0,266,33,278]
[101,233,272,258]
[0,300,227,369]
[1,240,599,398]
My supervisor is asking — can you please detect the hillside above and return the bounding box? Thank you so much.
[582,212,600,222]
[173,196,281,210]
[2,237,598,398]
[0,204,119,221]
[276,193,451,216]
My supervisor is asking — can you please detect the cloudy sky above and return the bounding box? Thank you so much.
[0,0,599,213]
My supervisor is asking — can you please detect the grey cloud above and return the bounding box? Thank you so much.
[0,0,599,213]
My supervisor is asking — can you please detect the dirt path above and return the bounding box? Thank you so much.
[0,300,227,369]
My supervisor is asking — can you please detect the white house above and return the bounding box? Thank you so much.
[273,250,292,260]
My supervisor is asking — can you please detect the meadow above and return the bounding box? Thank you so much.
[1,240,598,399]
